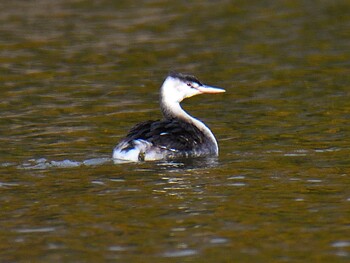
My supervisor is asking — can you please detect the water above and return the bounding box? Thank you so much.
[1,0,349,262]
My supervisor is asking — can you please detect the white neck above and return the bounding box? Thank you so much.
[160,88,219,154]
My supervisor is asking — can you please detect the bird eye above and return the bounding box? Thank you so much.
[187,83,192,87]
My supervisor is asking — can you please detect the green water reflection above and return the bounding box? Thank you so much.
[0,0,349,262]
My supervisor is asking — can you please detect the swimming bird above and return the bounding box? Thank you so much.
[113,72,225,162]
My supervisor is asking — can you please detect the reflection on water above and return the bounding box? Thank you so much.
[10,156,219,170]
[1,0,349,261]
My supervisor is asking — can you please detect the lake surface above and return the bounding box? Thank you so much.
[0,0,349,262]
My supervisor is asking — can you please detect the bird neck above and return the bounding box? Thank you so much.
[160,96,219,154]
[160,97,188,120]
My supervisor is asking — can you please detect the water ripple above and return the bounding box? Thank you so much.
[162,249,198,258]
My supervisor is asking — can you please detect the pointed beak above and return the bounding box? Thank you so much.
[197,85,226,94]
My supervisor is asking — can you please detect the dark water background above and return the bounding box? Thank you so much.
[0,0,349,262]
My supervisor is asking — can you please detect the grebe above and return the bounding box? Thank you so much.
[113,72,225,162]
